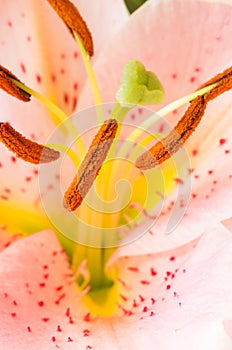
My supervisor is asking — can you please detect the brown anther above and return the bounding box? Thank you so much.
[0,65,31,102]
[136,66,232,170]
[0,122,60,164]
[47,0,94,57]
[64,119,118,211]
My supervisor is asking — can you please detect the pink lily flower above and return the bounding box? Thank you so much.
[0,0,232,349]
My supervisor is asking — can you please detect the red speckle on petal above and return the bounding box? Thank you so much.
[208,170,213,175]
[172,73,177,79]
[25,176,32,182]
[150,267,157,276]
[11,313,17,318]
[127,266,139,272]
[67,337,74,342]
[72,96,78,111]
[38,301,44,307]
[139,295,145,302]
[190,76,196,83]
[219,138,227,146]
[225,149,230,154]
[27,36,31,42]
[73,82,78,91]
[20,63,26,74]
[74,51,79,59]
[36,74,42,84]
[55,293,66,305]
[83,329,90,337]
[27,326,32,333]
[120,294,128,302]
[56,285,63,292]
[158,123,165,133]
[69,316,74,324]
[60,68,65,75]
[169,256,175,261]
[11,156,16,163]
[7,21,12,27]
[65,307,70,317]
[166,284,171,290]
[174,178,184,185]
[13,300,18,306]
[143,306,148,313]
[117,278,127,287]
[63,92,69,105]
[140,280,150,285]
[84,313,90,322]
[133,299,139,308]
[192,149,198,156]
[195,67,201,72]
[151,298,156,305]
[86,346,92,350]
[42,317,50,322]
[43,265,48,270]
[39,282,46,288]
[51,336,56,342]
[57,325,62,332]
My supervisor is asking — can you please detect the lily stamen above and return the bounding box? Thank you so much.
[47,0,94,57]
[0,65,31,102]
[136,66,232,170]
[64,119,118,211]
[0,122,60,164]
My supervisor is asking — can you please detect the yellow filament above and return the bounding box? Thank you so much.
[12,78,85,159]
[73,32,104,123]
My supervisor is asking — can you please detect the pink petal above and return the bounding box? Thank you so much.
[77,0,129,55]
[1,225,232,349]
[108,224,232,349]
[0,230,96,350]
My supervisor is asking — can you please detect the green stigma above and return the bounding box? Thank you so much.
[116,60,165,107]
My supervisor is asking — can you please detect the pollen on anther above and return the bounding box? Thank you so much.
[47,0,94,56]
[64,119,118,211]
[0,122,60,164]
